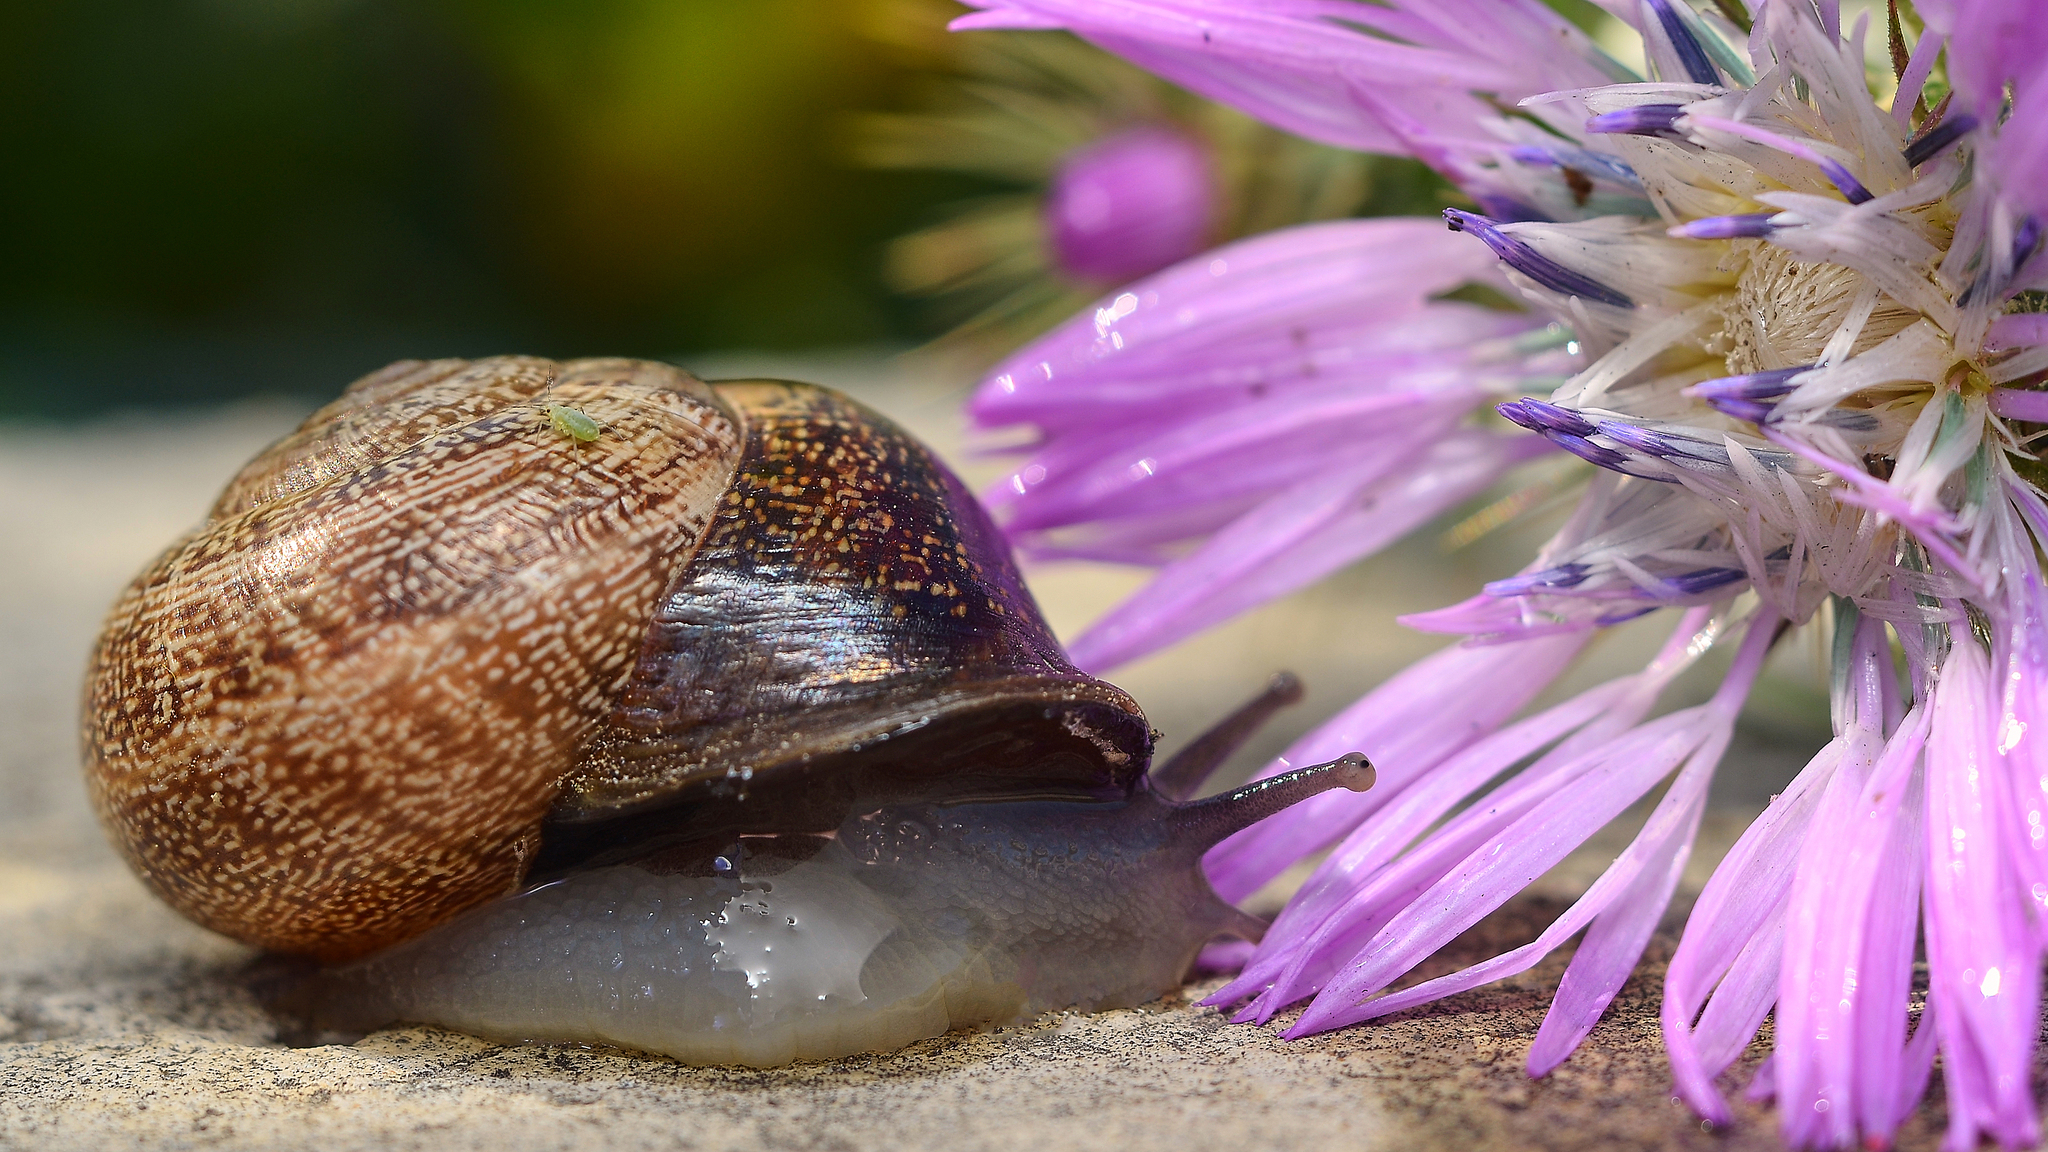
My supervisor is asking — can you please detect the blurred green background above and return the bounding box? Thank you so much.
[2,0,1014,416]
[2,0,1504,418]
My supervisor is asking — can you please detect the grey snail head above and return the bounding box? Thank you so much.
[83,356,1371,1065]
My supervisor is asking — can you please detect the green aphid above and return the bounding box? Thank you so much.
[547,404,604,444]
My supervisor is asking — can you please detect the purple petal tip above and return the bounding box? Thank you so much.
[1498,397,1596,438]
[1904,113,1978,167]
[1585,104,1687,138]
[1668,213,1782,240]
[1445,210,1633,309]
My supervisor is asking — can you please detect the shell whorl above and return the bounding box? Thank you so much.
[84,358,743,960]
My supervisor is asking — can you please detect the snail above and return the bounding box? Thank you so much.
[83,356,1372,1067]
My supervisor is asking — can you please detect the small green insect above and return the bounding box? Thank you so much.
[547,404,603,444]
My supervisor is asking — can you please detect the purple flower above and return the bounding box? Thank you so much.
[1045,125,1218,282]
[955,0,2048,1146]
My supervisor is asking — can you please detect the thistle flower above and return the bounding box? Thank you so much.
[954,0,2048,1145]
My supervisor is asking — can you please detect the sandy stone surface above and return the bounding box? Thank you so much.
[0,353,1934,1152]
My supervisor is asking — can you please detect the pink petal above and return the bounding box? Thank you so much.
[1287,707,1726,1036]
[973,219,1514,427]
[1686,922,1787,1112]
[1227,727,1620,1021]
[1753,612,1936,1150]
[1068,431,1549,670]
[1002,383,1482,534]
[1202,629,1587,902]
[1213,675,1645,1015]
[1399,587,1660,640]
[1923,640,2042,1151]
[1986,313,2048,353]
[1773,716,1917,1149]
[1662,733,1840,1123]
[1749,1053,1779,1104]
[1993,572,2048,937]
[1525,775,1703,1075]
[1925,0,2048,273]
[1989,387,2048,423]
[1193,939,1258,974]
[1284,611,1775,1039]
[1898,999,1941,1129]
[949,0,1612,163]
[1225,607,1716,1013]
[1934,0,2048,130]
[948,8,1065,29]
[1892,27,1947,128]
[1848,759,1928,1144]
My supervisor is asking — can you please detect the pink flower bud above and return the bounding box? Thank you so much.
[1044,126,1215,283]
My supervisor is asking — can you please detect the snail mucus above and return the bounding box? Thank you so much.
[84,357,1372,1067]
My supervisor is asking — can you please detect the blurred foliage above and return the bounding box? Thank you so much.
[0,0,999,415]
[1,0,1600,416]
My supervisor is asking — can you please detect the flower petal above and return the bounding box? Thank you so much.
[1774,710,1922,1149]
[1002,383,1483,535]
[1221,606,1718,1014]
[1923,640,2042,1150]
[1525,771,1703,1075]
[1283,611,1771,1039]
[973,218,1526,429]
[949,0,1615,168]
[1663,732,1839,1122]
[1287,706,1723,1035]
[1068,431,1550,670]
[1202,629,1587,901]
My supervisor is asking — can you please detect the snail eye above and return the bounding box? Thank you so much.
[547,404,604,443]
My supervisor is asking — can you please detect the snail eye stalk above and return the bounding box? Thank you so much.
[1147,671,1306,800]
[1162,753,1374,851]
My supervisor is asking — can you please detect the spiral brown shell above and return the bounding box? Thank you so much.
[84,358,742,960]
[84,357,1148,962]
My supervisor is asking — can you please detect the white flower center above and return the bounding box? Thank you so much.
[1706,241,1918,375]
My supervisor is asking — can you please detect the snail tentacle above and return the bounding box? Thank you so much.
[1157,753,1376,850]
[1146,671,1305,801]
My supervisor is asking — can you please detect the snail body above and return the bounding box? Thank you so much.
[85,357,1369,1066]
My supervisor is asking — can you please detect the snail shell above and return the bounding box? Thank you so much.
[85,357,1143,961]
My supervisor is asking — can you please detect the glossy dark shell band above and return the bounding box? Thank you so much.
[548,381,1151,867]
